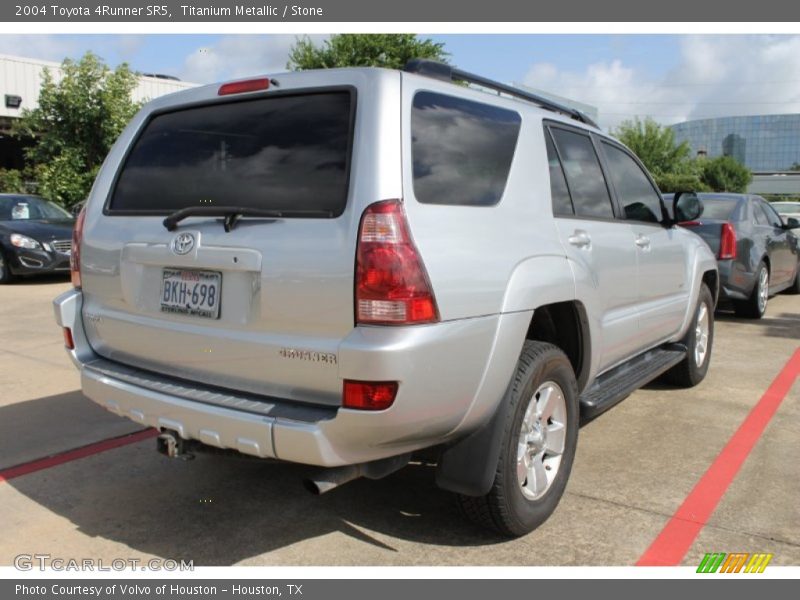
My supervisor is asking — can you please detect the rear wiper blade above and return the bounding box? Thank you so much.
[162,206,334,232]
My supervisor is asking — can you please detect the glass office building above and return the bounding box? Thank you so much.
[670,114,800,172]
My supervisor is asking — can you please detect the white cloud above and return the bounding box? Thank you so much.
[523,35,800,131]
[179,34,328,84]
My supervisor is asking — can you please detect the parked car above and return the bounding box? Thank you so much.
[54,61,718,536]
[668,193,800,318]
[770,201,800,233]
[0,194,75,284]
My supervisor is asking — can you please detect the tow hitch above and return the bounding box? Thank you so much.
[156,430,195,460]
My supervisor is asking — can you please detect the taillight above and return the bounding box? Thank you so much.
[70,206,86,288]
[343,380,399,411]
[218,78,270,96]
[355,200,439,325]
[719,222,737,260]
[679,220,702,227]
[63,327,74,350]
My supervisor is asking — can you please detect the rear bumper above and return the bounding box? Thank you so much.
[717,259,753,302]
[54,289,526,467]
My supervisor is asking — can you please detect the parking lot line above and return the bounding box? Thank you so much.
[636,348,800,566]
[0,428,157,483]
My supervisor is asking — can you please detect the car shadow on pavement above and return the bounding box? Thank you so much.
[715,306,800,340]
[0,390,142,470]
[3,394,504,565]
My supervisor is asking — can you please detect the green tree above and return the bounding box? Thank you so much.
[698,155,753,193]
[13,52,141,208]
[653,171,710,194]
[613,117,716,192]
[613,117,693,176]
[288,34,448,70]
[0,168,29,194]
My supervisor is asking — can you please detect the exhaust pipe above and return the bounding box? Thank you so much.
[156,430,195,460]
[303,453,412,495]
[303,465,363,495]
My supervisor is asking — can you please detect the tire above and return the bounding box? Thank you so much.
[662,283,714,388]
[734,261,769,319]
[0,250,16,285]
[457,341,579,537]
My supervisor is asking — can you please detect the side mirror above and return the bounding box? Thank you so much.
[785,217,800,229]
[673,191,703,223]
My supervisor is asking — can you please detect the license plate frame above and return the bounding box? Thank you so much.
[160,268,222,319]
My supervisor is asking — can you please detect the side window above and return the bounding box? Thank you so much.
[411,92,521,206]
[760,201,783,228]
[753,202,769,226]
[550,128,614,219]
[545,129,574,216]
[602,142,664,224]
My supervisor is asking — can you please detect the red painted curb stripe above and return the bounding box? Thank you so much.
[0,428,158,484]
[637,348,800,566]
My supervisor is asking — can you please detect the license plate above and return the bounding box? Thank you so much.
[160,269,221,319]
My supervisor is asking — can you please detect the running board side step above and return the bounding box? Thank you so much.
[579,346,686,420]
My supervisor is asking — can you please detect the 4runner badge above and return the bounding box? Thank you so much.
[171,232,195,255]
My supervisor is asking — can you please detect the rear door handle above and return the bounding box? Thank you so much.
[635,234,651,249]
[567,230,591,249]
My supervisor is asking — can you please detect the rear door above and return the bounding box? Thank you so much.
[80,74,401,406]
[546,124,640,371]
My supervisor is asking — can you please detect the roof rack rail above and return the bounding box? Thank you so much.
[404,58,599,129]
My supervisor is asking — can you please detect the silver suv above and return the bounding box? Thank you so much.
[54,60,718,536]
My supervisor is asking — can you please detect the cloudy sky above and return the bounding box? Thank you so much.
[2,34,800,130]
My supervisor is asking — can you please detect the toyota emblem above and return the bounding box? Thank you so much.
[171,232,195,255]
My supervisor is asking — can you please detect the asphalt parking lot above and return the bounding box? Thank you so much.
[1,276,798,567]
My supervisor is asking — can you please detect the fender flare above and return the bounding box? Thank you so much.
[436,255,582,497]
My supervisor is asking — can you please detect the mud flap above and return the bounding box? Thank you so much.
[434,390,512,497]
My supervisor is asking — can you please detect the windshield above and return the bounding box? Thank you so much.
[0,196,72,221]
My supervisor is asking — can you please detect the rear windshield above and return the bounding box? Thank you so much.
[699,198,740,220]
[108,91,354,217]
[411,91,521,206]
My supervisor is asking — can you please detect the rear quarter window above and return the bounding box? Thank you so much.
[411,91,521,206]
[107,91,355,217]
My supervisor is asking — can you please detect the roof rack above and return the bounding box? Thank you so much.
[404,59,599,129]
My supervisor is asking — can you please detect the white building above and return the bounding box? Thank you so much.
[0,53,197,170]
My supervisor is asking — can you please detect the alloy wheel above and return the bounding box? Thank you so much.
[517,381,567,500]
[757,267,769,314]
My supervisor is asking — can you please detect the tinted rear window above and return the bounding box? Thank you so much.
[699,198,740,220]
[411,92,521,206]
[108,91,354,216]
[550,128,614,219]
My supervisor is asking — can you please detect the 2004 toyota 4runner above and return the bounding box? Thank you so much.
[54,60,718,536]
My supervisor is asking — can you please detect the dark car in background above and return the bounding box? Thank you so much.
[666,193,799,318]
[0,194,75,284]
